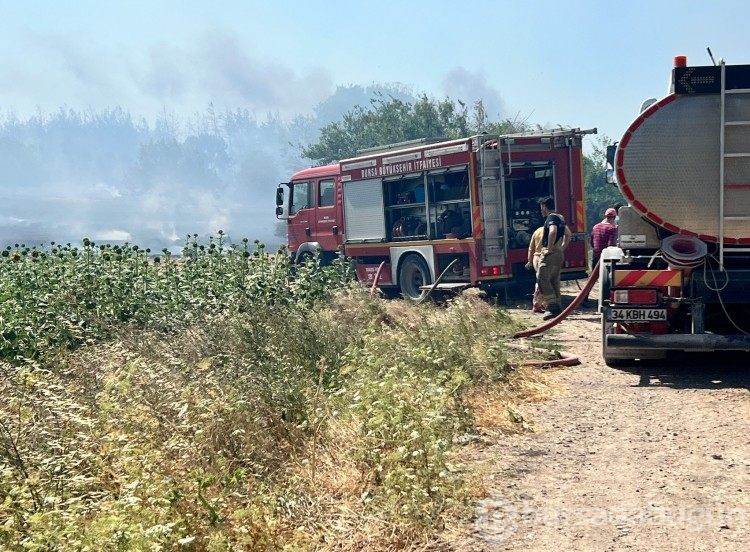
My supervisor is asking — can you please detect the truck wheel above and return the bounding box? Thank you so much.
[398,255,431,302]
[297,251,318,266]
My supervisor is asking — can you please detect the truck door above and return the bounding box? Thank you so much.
[315,178,339,259]
[288,180,314,256]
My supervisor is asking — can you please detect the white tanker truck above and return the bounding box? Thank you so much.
[602,55,750,365]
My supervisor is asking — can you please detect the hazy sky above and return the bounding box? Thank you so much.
[0,0,747,145]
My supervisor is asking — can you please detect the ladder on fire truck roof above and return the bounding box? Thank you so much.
[719,60,750,266]
[355,137,448,156]
[477,135,506,266]
[501,127,598,140]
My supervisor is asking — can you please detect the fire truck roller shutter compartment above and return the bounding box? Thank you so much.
[343,178,386,243]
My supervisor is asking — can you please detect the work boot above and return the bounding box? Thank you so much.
[542,306,562,321]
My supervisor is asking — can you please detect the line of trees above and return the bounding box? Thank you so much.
[301,95,530,165]
[295,95,623,231]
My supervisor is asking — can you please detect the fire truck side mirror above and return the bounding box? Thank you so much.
[275,186,285,206]
[606,144,617,166]
[276,206,283,217]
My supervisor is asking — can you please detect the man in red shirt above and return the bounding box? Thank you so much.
[591,208,618,269]
[585,208,618,304]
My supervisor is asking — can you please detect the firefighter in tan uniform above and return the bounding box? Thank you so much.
[537,197,571,320]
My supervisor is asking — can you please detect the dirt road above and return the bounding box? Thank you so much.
[466,282,750,551]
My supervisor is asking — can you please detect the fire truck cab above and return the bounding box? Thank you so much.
[275,164,342,265]
[277,129,595,300]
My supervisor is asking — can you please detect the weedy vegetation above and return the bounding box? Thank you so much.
[0,234,556,551]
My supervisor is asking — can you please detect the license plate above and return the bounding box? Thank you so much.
[608,308,667,322]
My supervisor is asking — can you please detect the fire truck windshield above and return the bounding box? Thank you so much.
[290,181,312,215]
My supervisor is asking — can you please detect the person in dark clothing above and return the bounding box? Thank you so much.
[537,197,572,320]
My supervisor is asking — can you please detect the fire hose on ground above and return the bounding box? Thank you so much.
[511,350,582,368]
[417,258,459,304]
[368,256,598,367]
[510,260,602,368]
[513,259,600,339]
[370,258,460,301]
[370,261,387,297]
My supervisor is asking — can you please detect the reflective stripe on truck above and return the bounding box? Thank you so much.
[613,269,682,287]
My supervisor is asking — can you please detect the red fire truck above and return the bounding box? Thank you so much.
[276,129,596,300]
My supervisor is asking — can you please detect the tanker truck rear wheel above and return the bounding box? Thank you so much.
[599,264,629,366]
[602,316,626,367]
[601,315,631,367]
[398,254,431,302]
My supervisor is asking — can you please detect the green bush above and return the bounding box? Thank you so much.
[0,236,354,363]
[336,293,515,531]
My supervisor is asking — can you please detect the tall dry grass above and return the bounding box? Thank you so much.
[0,281,560,551]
